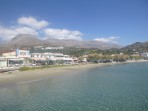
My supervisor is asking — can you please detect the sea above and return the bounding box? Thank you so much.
[0,62,148,111]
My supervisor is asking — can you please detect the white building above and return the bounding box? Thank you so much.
[35,46,64,50]
[2,49,31,66]
[1,49,77,66]
[31,53,76,65]
[16,49,31,58]
[2,51,17,58]
[141,52,148,58]
[2,49,30,58]
[0,57,7,68]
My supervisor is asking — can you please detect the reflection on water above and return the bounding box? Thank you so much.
[0,63,148,111]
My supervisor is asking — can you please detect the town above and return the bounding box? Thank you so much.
[0,46,148,72]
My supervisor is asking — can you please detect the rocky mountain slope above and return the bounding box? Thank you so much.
[121,42,148,53]
[0,34,121,51]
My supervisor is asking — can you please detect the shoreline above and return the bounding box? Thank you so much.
[0,60,148,86]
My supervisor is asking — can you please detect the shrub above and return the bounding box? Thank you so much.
[19,67,31,71]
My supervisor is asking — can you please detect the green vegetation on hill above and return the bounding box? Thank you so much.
[30,47,120,57]
[121,42,148,54]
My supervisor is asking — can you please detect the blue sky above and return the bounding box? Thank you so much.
[0,0,148,45]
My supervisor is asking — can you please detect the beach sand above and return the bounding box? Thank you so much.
[0,60,147,86]
[0,63,114,86]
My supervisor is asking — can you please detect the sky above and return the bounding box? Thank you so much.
[0,0,148,45]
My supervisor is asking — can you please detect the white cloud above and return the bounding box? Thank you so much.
[0,16,48,41]
[94,36,120,44]
[0,16,83,41]
[0,26,38,41]
[0,26,16,40]
[44,28,83,40]
[15,27,38,35]
[18,16,49,29]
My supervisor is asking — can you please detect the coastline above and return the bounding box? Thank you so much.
[0,60,148,86]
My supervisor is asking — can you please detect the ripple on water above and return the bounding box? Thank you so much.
[0,62,148,111]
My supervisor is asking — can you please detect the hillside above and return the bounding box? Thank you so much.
[121,42,148,54]
[0,34,121,51]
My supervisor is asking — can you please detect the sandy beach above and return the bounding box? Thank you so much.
[0,60,147,86]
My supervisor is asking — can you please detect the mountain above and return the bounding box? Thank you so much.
[121,42,148,53]
[0,34,44,51]
[44,38,121,49]
[9,34,43,46]
[1,34,147,54]
[0,34,121,51]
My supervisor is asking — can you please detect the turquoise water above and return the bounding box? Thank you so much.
[0,62,148,111]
